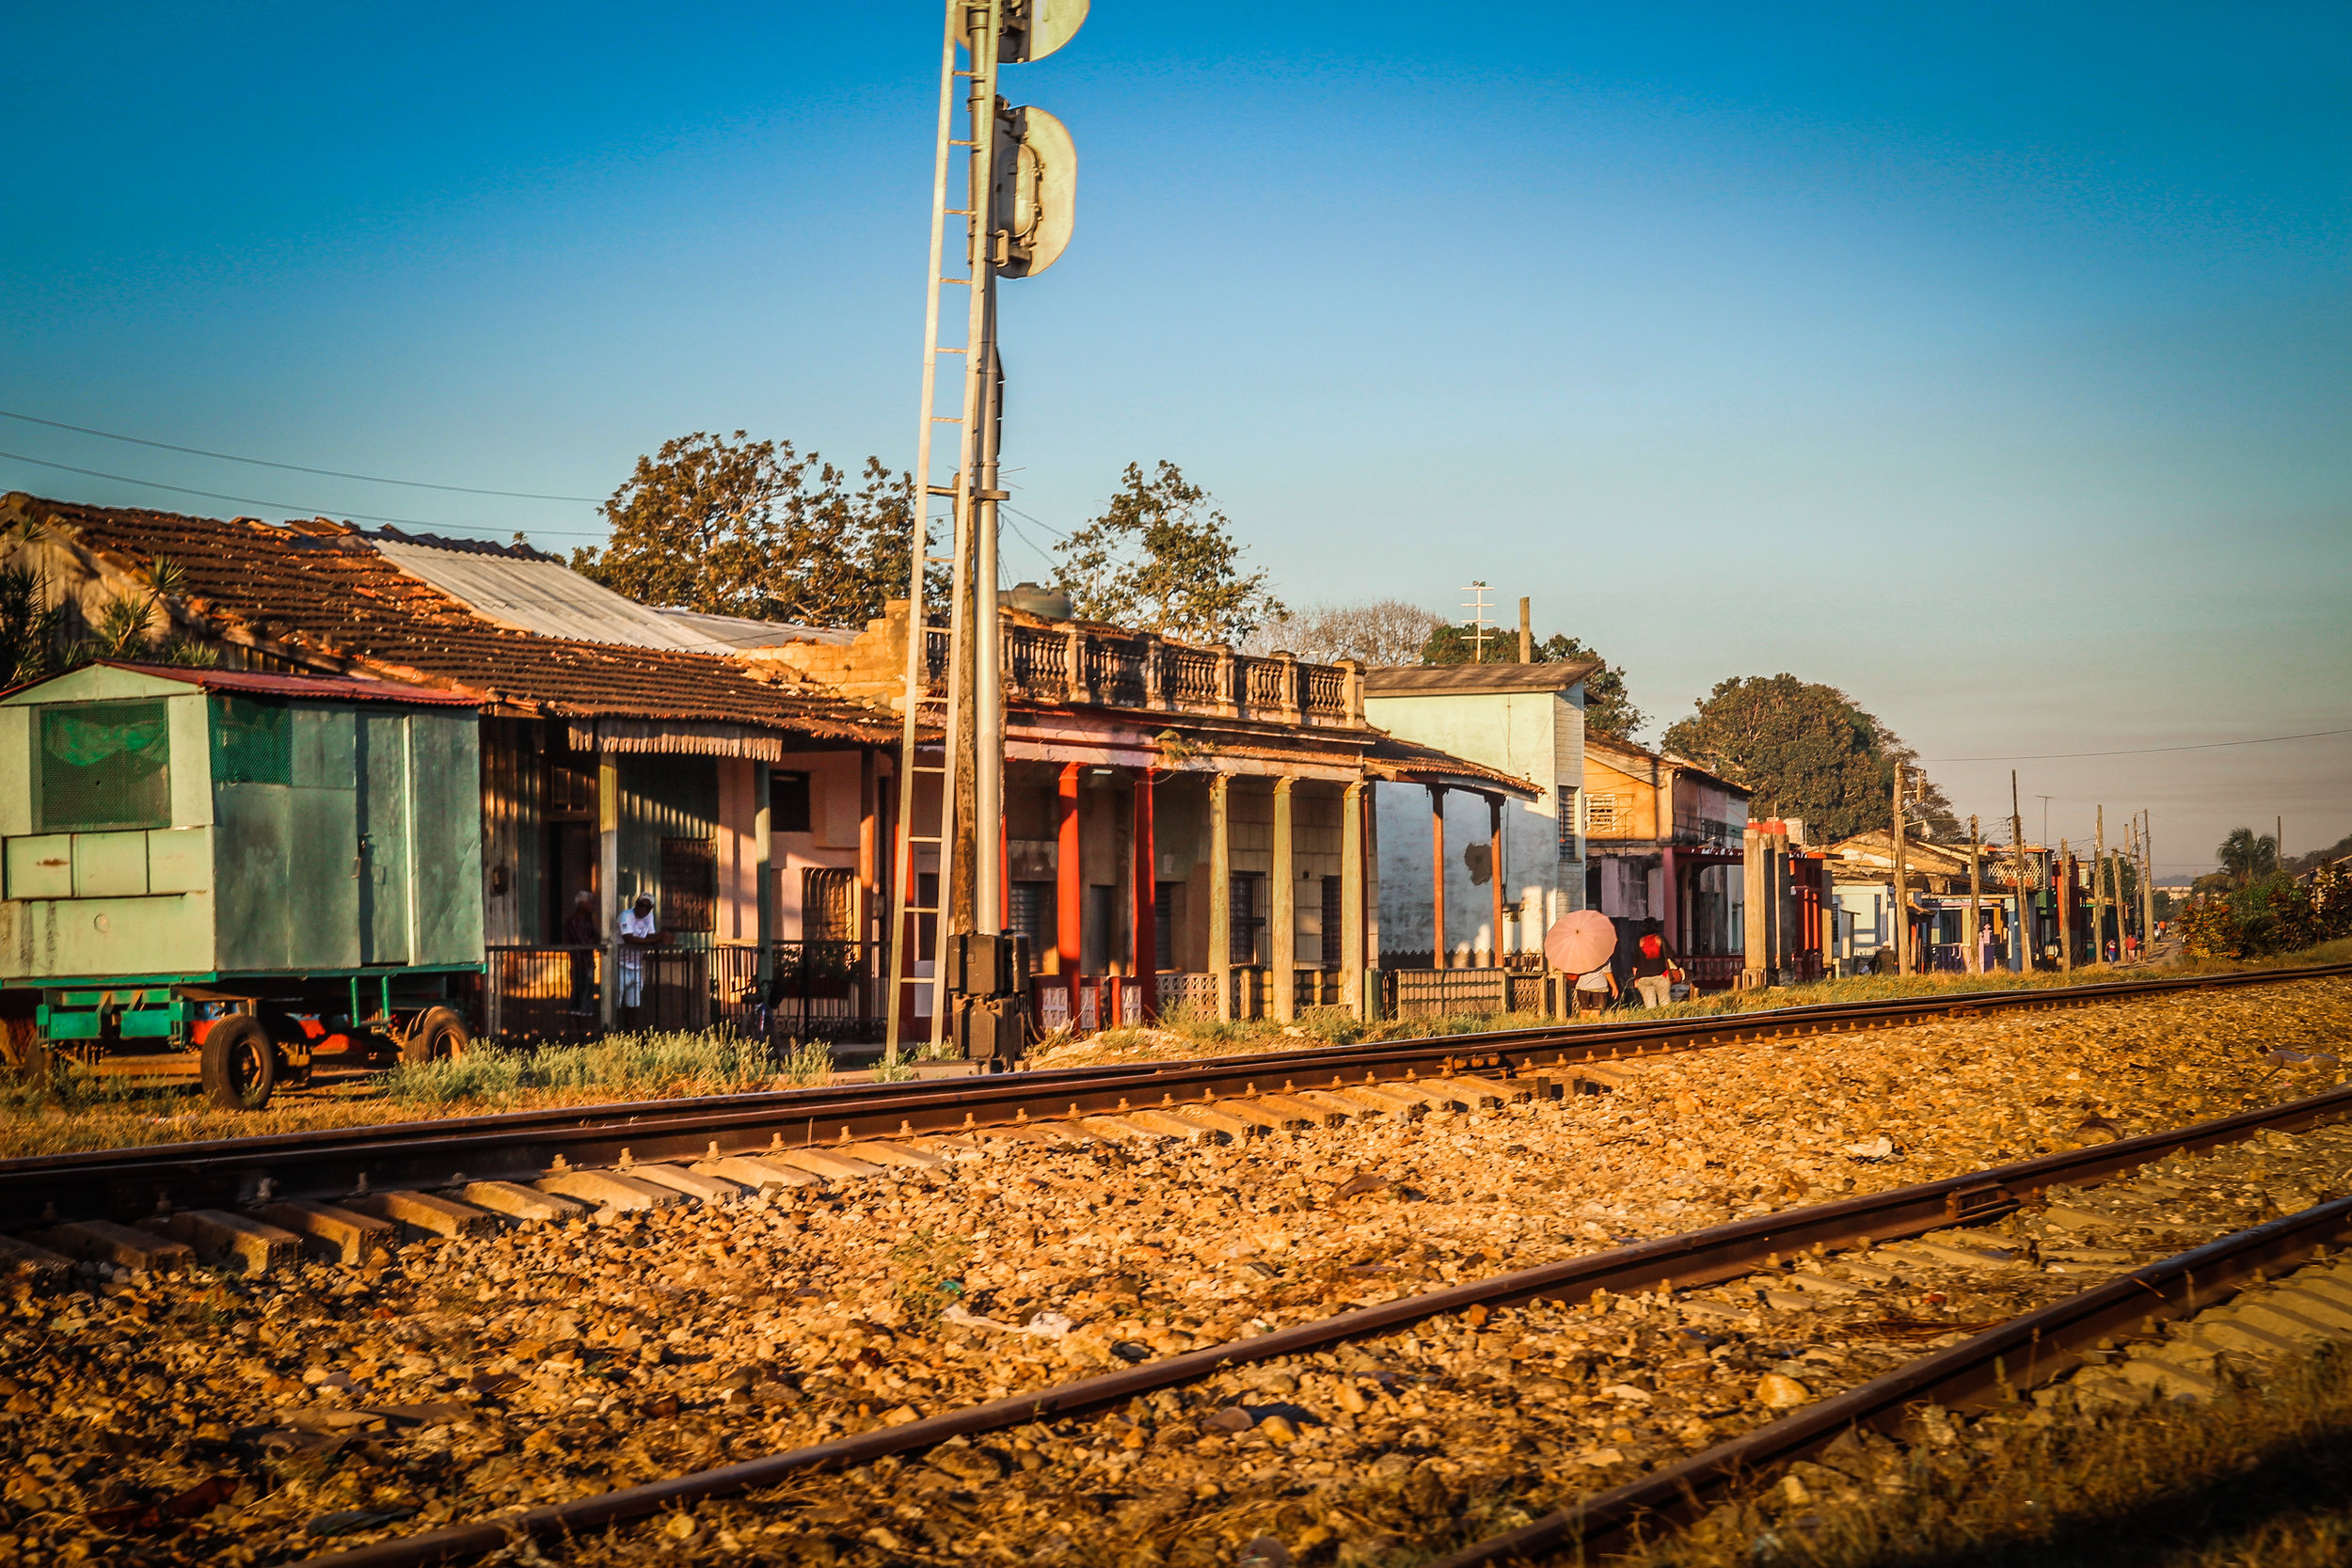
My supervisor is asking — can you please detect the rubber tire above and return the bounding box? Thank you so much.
[400,1006,469,1067]
[200,1016,278,1111]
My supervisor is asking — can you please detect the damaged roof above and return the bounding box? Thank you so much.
[2,494,899,742]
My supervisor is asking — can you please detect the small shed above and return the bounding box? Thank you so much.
[0,662,485,984]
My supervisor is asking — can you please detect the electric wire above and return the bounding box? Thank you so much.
[0,449,609,538]
[1923,728,2352,763]
[0,408,604,501]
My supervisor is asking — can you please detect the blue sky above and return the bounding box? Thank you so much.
[3,2,2345,873]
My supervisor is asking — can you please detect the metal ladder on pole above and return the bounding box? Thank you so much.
[883,0,1005,1062]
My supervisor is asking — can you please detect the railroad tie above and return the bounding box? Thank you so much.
[458,1181,592,1224]
[692,1155,821,1191]
[622,1164,747,1204]
[257,1198,398,1264]
[30,1220,193,1275]
[531,1168,685,1214]
[154,1210,304,1276]
[347,1190,502,1239]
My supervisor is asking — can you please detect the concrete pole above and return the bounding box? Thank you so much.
[1486,793,1508,968]
[1056,763,1081,1026]
[1209,774,1232,1021]
[1271,778,1296,1022]
[1134,767,1157,1020]
[1891,763,1910,976]
[597,752,620,1032]
[1964,815,1981,974]
[2058,838,2074,972]
[2010,768,2029,973]
[1740,824,1768,989]
[2093,806,2109,965]
[1429,785,1449,970]
[754,760,774,1002]
[1341,781,1366,1020]
[1518,597,1533,664]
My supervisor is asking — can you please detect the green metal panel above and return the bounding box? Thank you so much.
[211,776,293,971]
[357,711,412,964]
[410,711,485,965]
[0,893,215,980]
[146,828,211,895]
[286,716,361,971]
[72,832,150,897]
[0,708,28,837]
[5,835,72,900]
[166,692,211,827]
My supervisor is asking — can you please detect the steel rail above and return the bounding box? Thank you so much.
[1430,1196,2352,1567]
[294,1072,2352,1568]
[2,959,2341,1230]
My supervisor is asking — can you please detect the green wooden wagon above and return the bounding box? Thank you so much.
[0,662,485,1108]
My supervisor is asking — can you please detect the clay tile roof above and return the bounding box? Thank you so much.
[6,494,899,742]
[1362,733,1539,798]
[1362,660,1599,696]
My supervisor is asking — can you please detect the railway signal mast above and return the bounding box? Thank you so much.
[884,0,1086,1065]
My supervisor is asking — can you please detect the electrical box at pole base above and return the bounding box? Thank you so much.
[942,931,1029,1064]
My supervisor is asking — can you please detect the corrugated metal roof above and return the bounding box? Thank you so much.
[655,608,857,649]
[366,536,732,652]
[1362,660,1599,695]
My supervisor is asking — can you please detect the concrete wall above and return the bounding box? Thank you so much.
[1365,686,1584,963]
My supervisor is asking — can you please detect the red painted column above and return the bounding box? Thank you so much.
[1134,767,1157,1022]
[1057,762,1082,1025]
[1429,785,1449,969]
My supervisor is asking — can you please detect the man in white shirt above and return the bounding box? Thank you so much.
[617,895,660,1015]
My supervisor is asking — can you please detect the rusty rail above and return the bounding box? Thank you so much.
[295,1073,2352,1568]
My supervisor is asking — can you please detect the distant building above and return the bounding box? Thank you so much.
[1580,736,1751,989]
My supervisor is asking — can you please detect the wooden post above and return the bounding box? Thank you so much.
[597,752,620,1031]
[1271,777,1296,1022]
[754,761,774,1002]
[1964,815,1981,974]
[1342,781,1366,1020]
[1134,766,1157,1021]
[1486,793,1506,968]
[1209,774,1232,1021]
[1518,596,1533,664]
[1429,785,1449,969]
[1057,762,1081,1025]
[2058,838,2073,972]
[2140,810,2156,958]
[1891,762,1910,976]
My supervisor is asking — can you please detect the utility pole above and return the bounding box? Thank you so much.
[1965,815,1983,974]
[2278,815,2286,878]
[2010,769,2029,973]
[1891,761,1910,976]
[1461,582,1493,662]
[2058,838,2073,973]
[2093,805,2109,965]
[1517,596,1533,664]
[2141,809,2156,955]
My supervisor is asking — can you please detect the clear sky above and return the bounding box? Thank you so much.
[4,2,2345,876]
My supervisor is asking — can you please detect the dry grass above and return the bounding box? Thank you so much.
[1609,1346,2352,1568]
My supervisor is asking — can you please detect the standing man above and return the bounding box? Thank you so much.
[563,890,600,1015]
[1629,922,1684,1009]
[618,894,660,1024]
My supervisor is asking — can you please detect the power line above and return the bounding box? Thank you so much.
[1924,728,2352,763]
[0,449,610,538]
[0,408,604,502]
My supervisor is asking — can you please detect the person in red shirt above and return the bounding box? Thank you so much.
[1629,925,1684,1008]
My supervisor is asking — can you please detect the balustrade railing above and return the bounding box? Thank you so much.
[916,617,1358,725]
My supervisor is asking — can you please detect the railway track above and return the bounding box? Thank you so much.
[1,961,2341,1243]
[264,1007,2352,1567]
[0,962,2342,1566]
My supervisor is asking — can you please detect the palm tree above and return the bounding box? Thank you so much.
[2217,827,2279,887]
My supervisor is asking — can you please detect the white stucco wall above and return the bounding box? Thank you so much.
[1365,686,1585,963]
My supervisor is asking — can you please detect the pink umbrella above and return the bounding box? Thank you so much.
[1544,910,1618,974]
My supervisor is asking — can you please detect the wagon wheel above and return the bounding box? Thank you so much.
[401,1006,469,1066]
[199,1016,278,1111]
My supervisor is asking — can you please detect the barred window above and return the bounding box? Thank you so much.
[1587,793,1621,834]
[660,836,717,931]
[803,866,855,942]
[40,701,171,832]
[1556,786,1580,857]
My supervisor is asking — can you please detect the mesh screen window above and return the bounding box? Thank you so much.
[210,695,293,784]
[39,700,172,832]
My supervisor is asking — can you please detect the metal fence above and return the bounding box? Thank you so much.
[485,941,884,1045]
[1387,966,1509,1020]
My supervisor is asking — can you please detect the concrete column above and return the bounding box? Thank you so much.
[1659,845,1678,957]
[1057,762,1082,1025]
[1134,766,1157,1022]
[1342,780,1366,1020]
[1429,784,1449,969]
[1486,793,1505,967]
[1210,773,1232,1020]
[754,760,773,1001]
[1271,777,1296,1021]
[597,751,620,1030]
[1740,825,1767,990]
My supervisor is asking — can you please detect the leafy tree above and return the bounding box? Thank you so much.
[2217,826,2280,887]
[1051,461,1282,642]
[1661,673,1957,842]
[1419,624,1646,740]
[573,431,922,627]
[1243,599,1440,666]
